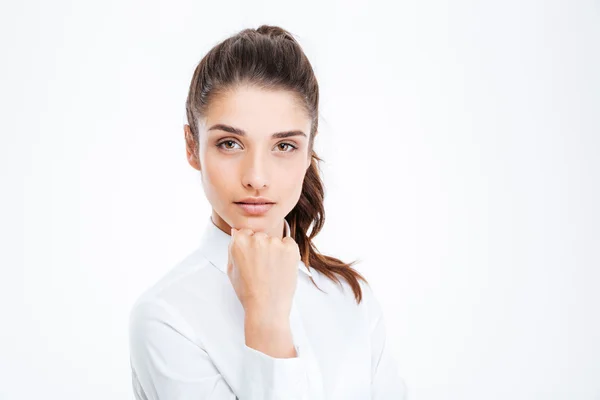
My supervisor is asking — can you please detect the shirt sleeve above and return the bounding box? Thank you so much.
[129,298,237,399]
[129,298,309,400]
[239,342,309,399]
[366,284,408,399]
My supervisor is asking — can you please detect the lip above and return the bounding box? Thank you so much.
[235,202,274,215]
[235,197,275,204]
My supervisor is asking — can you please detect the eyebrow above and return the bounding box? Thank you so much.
[207,124,307,139]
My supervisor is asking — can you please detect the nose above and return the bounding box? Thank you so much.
[241,150,269,189]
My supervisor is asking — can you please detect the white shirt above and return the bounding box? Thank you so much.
[129,216,407,399]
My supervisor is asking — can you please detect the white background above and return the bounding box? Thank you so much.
[1,0,599,399]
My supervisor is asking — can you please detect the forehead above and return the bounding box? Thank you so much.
[203,85,311,136]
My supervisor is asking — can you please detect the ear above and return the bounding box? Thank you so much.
[306,149,312,172]
[184,124,201,171]
[306,131,317,171]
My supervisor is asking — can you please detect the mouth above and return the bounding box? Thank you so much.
[234,202,275,215]
[234,201,274,204]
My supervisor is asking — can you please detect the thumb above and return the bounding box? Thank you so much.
[227,232,235,276]
[226,252,233,277]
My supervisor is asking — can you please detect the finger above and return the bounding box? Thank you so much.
[252,231,269,241]
[282,237,301,255]
[236,227,255,235]
[228,237,234,260]
[282,236,297,245]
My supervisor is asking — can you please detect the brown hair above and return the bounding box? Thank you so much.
[185,25,368,304]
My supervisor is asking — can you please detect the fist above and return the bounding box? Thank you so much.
[227,226,301,323]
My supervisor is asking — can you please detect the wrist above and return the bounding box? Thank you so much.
[244,312,289,331]
[244,304,289,326]
[244,316,296,358]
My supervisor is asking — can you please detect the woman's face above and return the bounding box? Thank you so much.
[185,85,312,238]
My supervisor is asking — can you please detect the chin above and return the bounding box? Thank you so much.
[229,212,277,233]
[235,218,269,231]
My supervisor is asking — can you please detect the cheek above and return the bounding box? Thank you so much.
[200,154,235,203]
[278,160,308,201]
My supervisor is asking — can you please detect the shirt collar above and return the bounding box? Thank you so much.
[197,215,313,277]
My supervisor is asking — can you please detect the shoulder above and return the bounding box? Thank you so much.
[128,246,224,342]
[131,247,207,306]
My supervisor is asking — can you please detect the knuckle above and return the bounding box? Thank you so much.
[282,237,297,247]
[252,233,269,247]
[253,232,268,240]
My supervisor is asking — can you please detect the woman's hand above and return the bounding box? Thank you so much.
[227,226,300,325]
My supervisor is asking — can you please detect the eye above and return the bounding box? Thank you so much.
[216,140,298,153]
[276,142,298,153]
[216,140,242,151]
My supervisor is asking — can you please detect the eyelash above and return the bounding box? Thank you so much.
[216,140,298,153]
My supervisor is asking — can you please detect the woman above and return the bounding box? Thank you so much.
[129,25,407,399]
